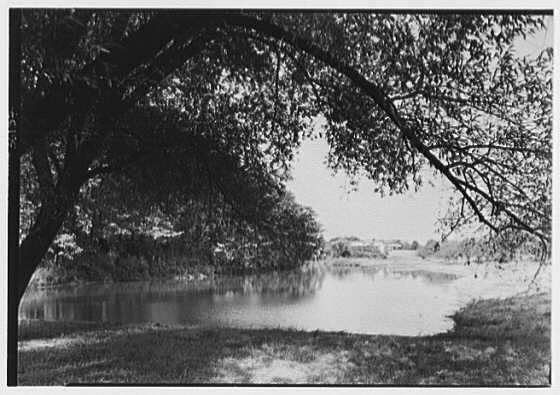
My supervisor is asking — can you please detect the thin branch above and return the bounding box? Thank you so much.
[427,142,547,156]
[389,91,422,101]
[31,139,56,204]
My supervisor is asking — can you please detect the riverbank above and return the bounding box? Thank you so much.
[18,292,550,385]
[27,260,217,290]
[325,252,551,300]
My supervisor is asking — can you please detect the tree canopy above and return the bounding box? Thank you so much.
[15,10,552,303]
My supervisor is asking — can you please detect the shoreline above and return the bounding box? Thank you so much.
[17,292,550,385]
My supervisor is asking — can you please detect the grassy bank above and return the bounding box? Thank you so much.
[18,292,550,385]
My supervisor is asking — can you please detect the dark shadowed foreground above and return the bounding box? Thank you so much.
[18,293,550,385]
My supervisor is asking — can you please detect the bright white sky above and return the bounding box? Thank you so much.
[286,17,553,244]
[287,132,451,244]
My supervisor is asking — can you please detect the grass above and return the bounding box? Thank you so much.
[17,292,550,385]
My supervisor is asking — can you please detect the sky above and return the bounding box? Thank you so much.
[286,135,452,244]
[286,17,553,244]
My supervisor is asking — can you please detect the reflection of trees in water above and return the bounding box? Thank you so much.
[390,270,458,284]
[326,265,458,285]
[24,265,327,299]
[22,298,108,322]
[19,265,459,322]
[327,266,363,279]
[210,266,326,297]
[20,266,328,321]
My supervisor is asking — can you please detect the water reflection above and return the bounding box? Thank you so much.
[329,265,458,284]
[20,264,462,336]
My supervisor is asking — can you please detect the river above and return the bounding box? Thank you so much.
[19,252,544,336]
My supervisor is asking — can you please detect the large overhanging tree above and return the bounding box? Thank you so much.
[15,10,552,305]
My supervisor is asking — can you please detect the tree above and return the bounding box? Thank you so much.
[16,10,316,301]
[14,10,551,305]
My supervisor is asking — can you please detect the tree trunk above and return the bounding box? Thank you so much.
[17,204,68,304]
[17,144,92,306]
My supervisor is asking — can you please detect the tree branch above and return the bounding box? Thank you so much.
[31,139,56,205]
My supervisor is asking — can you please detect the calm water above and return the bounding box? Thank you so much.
[19,264,466,336]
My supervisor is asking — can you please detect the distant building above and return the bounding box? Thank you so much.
[372,240,388,255]
[371,239,404,254]
[387,241,404,251]
[348,239,368,248]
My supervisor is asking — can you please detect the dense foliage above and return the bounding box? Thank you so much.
[14,10,552,303]
[23,143,324,283]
